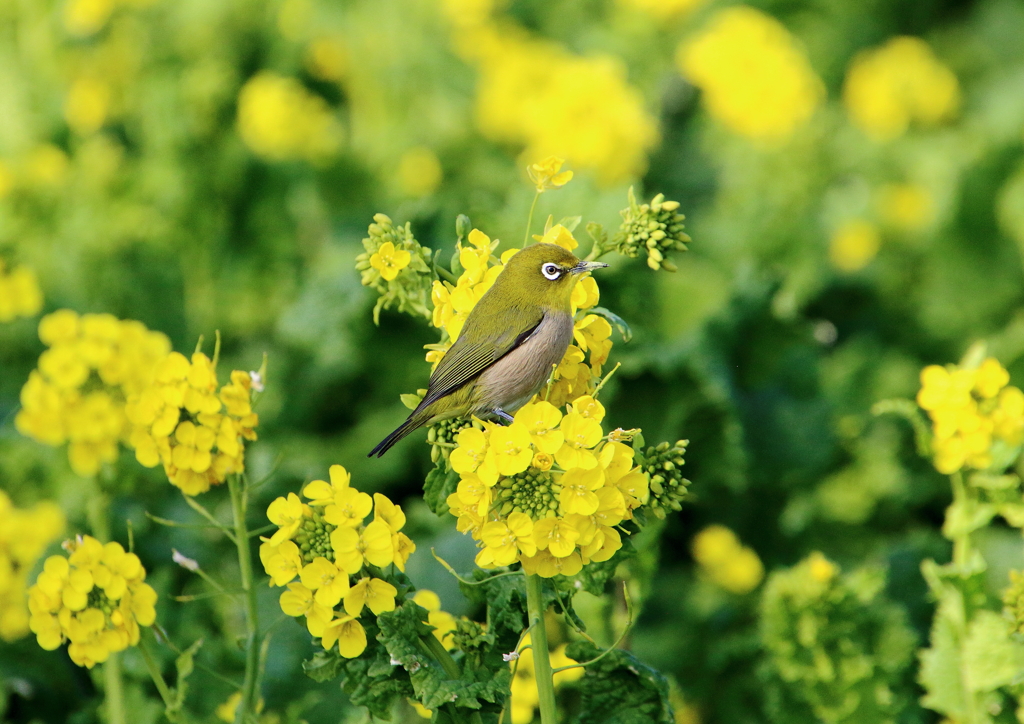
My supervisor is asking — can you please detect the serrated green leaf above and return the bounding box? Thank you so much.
[424,466,459,516]
[565,642,673,724]
[460,570,527,640]
[963,610,1024,691]
[302,649,345,684]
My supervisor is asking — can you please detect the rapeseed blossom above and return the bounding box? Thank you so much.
[126,353,259,496]
[0,493,65,642]
[27,535,157,668]
[16,310,171,476]
[843,37,960,141]
[692,525,764,594]
[527,156,573,193]
[0,260,43,322]
[236,71,343,162]
[260,465,414,659]
[447,398,649,577]
[357,214,435,323]
[677,6,824,143]
[916,357,1024,474]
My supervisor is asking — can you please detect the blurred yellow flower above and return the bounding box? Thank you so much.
[215,692,265,723]
[411,589,458,650]
[843,36,960,141]
[237,72,342,163]
[65,77,111,135]
[0,493,64,642]
[27,536,157,668]
[829,219,881,273]
[691,524,764,594]
[677,6,824,144]
[509,635,583,724]
[877,183,934,231]
[64,0,115,36]
[527,156,573,192]
[306,37,348,83]
[806,551,837,583]
[397,147,443,197]
[24,145,69,188]
[0,260,43,322]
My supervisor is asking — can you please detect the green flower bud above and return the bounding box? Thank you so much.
[360,213,434,323]
[641,439,690,518]
[615,188,691,272]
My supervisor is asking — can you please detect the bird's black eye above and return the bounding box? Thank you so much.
[541,263,561,280]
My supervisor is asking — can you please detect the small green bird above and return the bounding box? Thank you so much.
[368,242,608,457]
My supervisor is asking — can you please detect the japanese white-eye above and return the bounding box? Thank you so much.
[368,242,607,457]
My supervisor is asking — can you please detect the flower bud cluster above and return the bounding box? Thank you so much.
[916,356,1024,474]
[126,353,258,496]
[0,259,43,322]
[0,492,65,641]
[615,188,691,271]
[260,465,415,660]
[27,535,157,668]
[640,439,691,518]
[15,310,171,476]
[356,213,434,323]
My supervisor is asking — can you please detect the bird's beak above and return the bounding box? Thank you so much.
[570,261,609,274]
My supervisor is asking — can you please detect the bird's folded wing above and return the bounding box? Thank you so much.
[422,305,544,408]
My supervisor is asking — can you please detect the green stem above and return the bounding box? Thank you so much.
[103,652,127,724]
[950,471,971,567]
[138,635,176,714]
[228,476,261,724]
[525,574,558,724]
[524,191,540,246]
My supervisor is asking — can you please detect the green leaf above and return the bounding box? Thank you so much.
[424,466,459,516]
[963,610,1024,692]
[918,593,969,719]
[558,215,582,233]
[587,307,632,343]
[564,642,673,724]
[460,569,527,639]
[400,393,423,410]
[302,649,345,684]
[168,638,203,716]
[586,222,608,246]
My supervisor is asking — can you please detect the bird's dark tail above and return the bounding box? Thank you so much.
[368,413,426,458]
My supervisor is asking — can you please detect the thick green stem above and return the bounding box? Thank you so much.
[228,476,261,724]
[525,574,558,724]
[103,650,127,724]
[950,471,971,567]
[524,191,540,246]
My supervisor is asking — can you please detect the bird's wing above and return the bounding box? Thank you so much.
[422,303,544,408]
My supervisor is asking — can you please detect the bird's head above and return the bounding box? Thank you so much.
[495,242,609,309]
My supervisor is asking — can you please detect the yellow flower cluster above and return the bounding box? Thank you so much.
[442,7,658,184]
[509,633,583,724]
[447,397,648,577]
[843,36,960,141]
[27,535,157,668]
[260,465,415,659]
[127,353,259,496]
[676,6,824,144]
[916,357,1024,474]
[430,225,605,407]
[236,71,343,163]
[15,310,171,476]
[527,156,573,193]
[691,525,764,595]
[0,260,43,322]
[0,492,65,642]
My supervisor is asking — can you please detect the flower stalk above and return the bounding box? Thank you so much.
[228,474,262,724]
[524,573,558,724]
[103,652,127,724]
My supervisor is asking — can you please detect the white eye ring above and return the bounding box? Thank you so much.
[541,263,561,280]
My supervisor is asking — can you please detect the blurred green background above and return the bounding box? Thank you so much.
[3,0,1024,721]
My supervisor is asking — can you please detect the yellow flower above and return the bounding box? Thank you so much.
[27,536,157,668]
[532,224,578,252]
[877,183,934,231]
[279,582,333,630]
[558,467,605,516]
[397,147,443,197]
[343,577,398,617]
[302,463,352,504]
[450,427,490,474]
[829,219,881,273]
[488,423,535,476]
[305,36,348,83]
[267,493,307,546]
[527,157,573,192]
[261,540,303,586]
[0,495,64,642]
[676,6,824,143]
[65,77,110,135]
[299,557,350,608]
[236,71,342,162]
[321,614,367,657]
[330,520,394,573]
[556,412,603,469]
[691,525,764,594]
[570,276,600,314]
[520,549,584,578]
[843,36,959,141]
[64,0,114,36]
[323,487,373,528]
[515,401,564,454]
[411,590,458,650]
[476,512,537,568]
[370,242,413,282]
[807,551,838,583]
[0,262,44,323]
[532,517,581,558]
